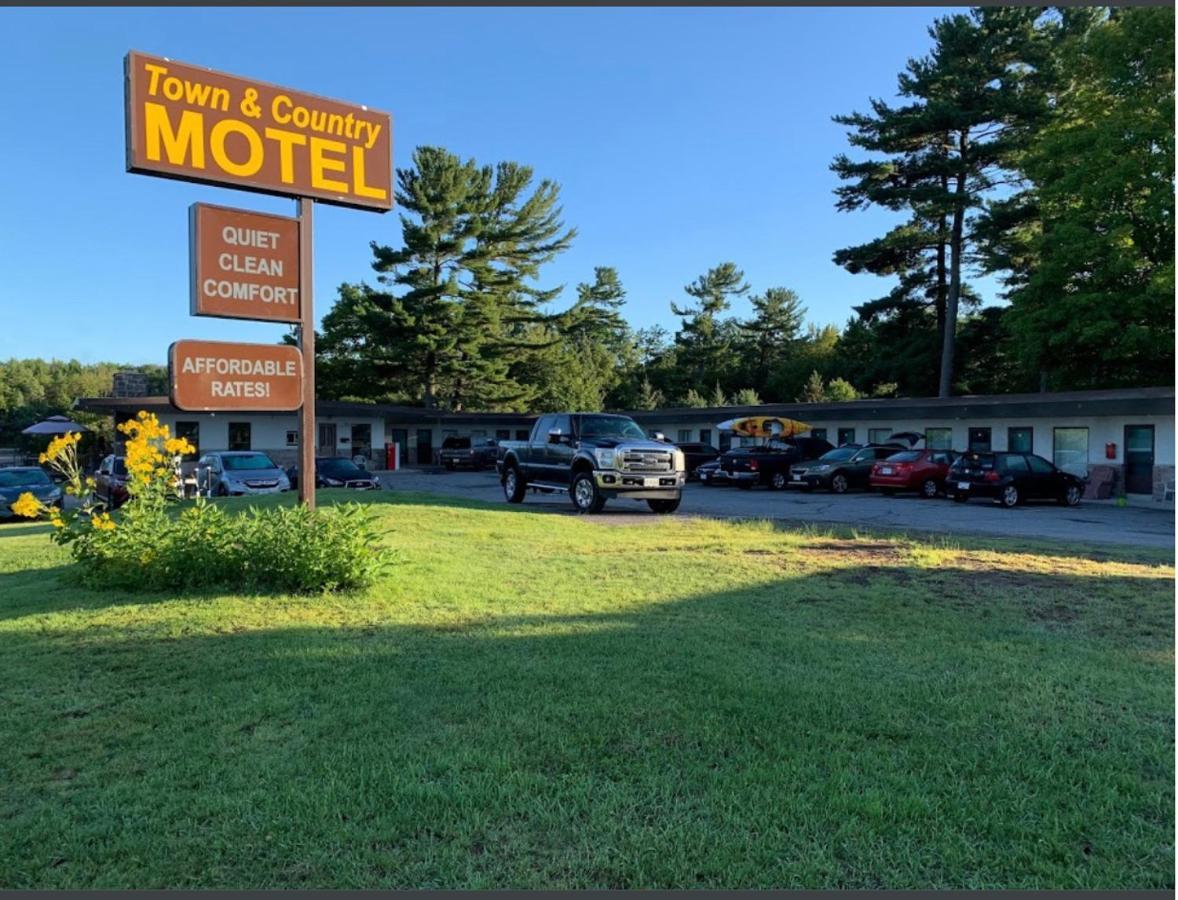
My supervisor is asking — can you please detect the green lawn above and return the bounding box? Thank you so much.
[0,491,1172,888]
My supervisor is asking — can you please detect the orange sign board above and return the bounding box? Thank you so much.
[125,50,393,211]
[169,340,303,412]
[190,203,300,323]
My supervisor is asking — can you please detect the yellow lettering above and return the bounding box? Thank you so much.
[309,137,348,193]
[264,127,306,184]
[144,62,167,96]
[272,94,293,125]
[209,119,263,177]
[352,145,387,201]
[144,103,205,168]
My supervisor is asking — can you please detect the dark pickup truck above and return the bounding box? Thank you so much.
[496,412,687,514]
[439,436,499,470]
[719,435,833,490]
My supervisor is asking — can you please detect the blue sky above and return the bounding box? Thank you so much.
[0,7,995,365]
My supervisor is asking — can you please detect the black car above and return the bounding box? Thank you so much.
[675,442,720,479]
[945,451,1085,508]
[695,458,728,486]
[0,467,62,519]
[789,444,905,493]
[287,457,382,491]
[719,436,834,490]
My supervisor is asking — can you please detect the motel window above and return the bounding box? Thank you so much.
[678,429,692,443]
[968,427,992,452]
[739,436,757,448]
[837,427,856,446]
[515,430,530,441]
[868,428,891,444]
[351,424,372,454]
[925,428,953,450]
[227,422,251,451]
[1053,427,1089,478]
[809,428,827,442]
[472,430,487,440]
[285,430,299,447]
[699,428,712,446]
[174,421,200,460]
[1008,427,1033,454]
[496,429,510,442]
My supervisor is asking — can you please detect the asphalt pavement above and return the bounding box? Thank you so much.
[381,467,1176,551]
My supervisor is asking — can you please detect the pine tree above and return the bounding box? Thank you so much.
[798,371,826,403]
[670,263,749,394]
[633,377,664,411]
[708,382,728,407]
[739,287,806,397]
[833,9,1054,396]
[682,388,709,408]
[731,388,763,407]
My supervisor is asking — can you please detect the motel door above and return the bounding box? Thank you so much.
[1124,425,1155,495]
[416,429,433,465]
[318,423,337,456]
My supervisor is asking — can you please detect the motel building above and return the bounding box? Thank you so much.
[77,384,1175,506]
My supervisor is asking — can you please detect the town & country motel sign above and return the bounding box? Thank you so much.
[124,50,392,506]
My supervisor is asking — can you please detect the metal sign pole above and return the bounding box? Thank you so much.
[298,198,315,509]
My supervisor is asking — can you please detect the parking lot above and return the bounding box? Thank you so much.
[385,468,1176,550]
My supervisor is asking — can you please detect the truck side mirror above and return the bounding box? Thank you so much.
[652,431,667,442]
[547,428,564,444]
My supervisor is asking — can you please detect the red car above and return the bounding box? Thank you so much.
[869,449,958,498]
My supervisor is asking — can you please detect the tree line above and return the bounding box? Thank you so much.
[315,7,1171,413]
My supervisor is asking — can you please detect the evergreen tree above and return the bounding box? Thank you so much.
[833,9,1055,396]
[798,371,827,403]
[633,377,664,411]
[731,388,763,407]
[708,382,728,407]
[738,287,806,397]
[670,263,749,395]
[682,388,709,408]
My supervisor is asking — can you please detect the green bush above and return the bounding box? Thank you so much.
[74,500,391,594]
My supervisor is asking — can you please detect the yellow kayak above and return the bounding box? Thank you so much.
[716,416,812,438]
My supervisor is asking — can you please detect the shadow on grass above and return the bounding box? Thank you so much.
[0,566,1172,889]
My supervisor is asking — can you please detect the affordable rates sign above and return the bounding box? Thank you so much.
[125,51,393,211]
[169,340,303,412]
[190,203,300,323]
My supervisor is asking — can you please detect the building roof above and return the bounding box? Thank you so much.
[76,386,1173,426]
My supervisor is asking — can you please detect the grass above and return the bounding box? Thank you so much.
[0,490,1172,888]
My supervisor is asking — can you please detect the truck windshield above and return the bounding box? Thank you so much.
[578,416,648,440]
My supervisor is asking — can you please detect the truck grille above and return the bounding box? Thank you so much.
[620,450,673,473]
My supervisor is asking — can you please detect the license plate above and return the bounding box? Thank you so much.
[791,473,804,481]
[645,477,660,487]
[881,467,893,475]
[957,481,970,490]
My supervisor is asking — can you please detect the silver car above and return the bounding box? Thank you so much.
[196,451,291,497]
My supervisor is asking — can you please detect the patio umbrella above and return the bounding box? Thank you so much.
[21,415,92,435]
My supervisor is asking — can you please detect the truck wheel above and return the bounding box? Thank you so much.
[648,497,681,514]
[571,471,606,514]
[769,471,787,491]
[503,466,527,504]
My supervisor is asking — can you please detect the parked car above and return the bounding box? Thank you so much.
[497,412,687,514]
[869,448,958,498]
[676,442,720,479]
[196,451,291,497]
[439,436,500,470]
[695,458,728,486]
[719,436,834,490]
[945,451,1085,508]
[790,444,905,493]
[287,457,383,491]
[94,455,130,509]
[0,467,62,519]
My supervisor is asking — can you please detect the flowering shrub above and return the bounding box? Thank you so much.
[18,410,391,594]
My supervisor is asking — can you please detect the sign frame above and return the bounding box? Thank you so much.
[168,338,304,413]
[124,50,393,213]
[189,202,301,324]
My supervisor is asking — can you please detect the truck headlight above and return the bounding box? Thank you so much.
[673,450,686,471]
[593,448,616,469]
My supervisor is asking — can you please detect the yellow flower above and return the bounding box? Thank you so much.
[40,432,81,465]
[10,492,44,519]
[90,512,116,532]
[50,513,65,530]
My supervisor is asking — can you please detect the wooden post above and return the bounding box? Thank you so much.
[298,198,315,509]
